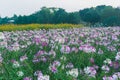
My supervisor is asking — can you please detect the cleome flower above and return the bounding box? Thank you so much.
[60,45,71,54]
[17,71,24,77]
[84,66,97,78]
[101,65,110,73]
[49,60,61,73]
[12,61,20,68]
[66,68,79,78]
[79,44,96,53]
[115,52,120,61]
[23,77,32,80]
[34,70,49,80]
[103,58,112,65]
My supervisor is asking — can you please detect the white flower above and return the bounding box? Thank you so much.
[112,74,118,80]
[12,61,20,68]
[115,72,120,78]
[115,52,120,60]
[103,76,113,80]
[17,71,24,77]
[0,32,5,39]
[20,55,28,62]
[67,68,78,78]
[101,65,110,73]
[60,56,66,61]
[60,45,71,54]
[38,75,50,80]
[84,66,96,78]
[104,58,112,65]
[55,37,65,44]
[12,43,20,51]
[0,54,3,63]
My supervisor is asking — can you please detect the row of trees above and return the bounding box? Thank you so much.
[0,5,120,26]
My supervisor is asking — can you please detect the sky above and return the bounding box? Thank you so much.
[0,0,120,17]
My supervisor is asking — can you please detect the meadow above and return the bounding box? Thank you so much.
[0,25,120,80]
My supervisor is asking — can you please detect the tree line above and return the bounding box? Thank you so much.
[0,5,120,26]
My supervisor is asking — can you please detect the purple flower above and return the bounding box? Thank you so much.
[20,55,28,62]
[60,45,71,54]
[90,58,94,64]
[23,77,32,80]
[41,41,48,47]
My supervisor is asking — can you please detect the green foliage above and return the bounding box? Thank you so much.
[80,8,100,25]
[0,5,120,26]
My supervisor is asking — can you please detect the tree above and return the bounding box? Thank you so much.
[67,12,81,24]
[53,8,68,23]
[79,8,100,25]
[36,7,53,23]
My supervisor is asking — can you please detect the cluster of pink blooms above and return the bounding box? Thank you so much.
[103,72,120,80]
[83,66,97,78]
[79,44,96,53]
[49,60,61,73]
[0,27,120,79]
[34,71,49,80]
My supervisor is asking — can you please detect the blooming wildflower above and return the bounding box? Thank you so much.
[115,52,120,60]
[66,68,78,78]
[12,42,20,51]
[49,61,61,73]
[0,32,5,39]
[38,75,49,80]
[17,71,24,77]
[98,48,103,54]
[103,73,120,80]
[107,46,116,52]
[0,41,7,48]
[60,56,66,61]
[71,47,79,53]
[60,45,71,54]
[0,54,3,63]
[104,58,112,65]
[34,71,43,76]
[20,55,28,62]
[49,65,57,73]
[52,60,61,67]
[41,41,48,47]
[49,50,56,57]
[40,56,47,62]
[34,71,49,80]
[84,66,96,78]
[33,36,40,45]
[12,61,20,68]
[23,77,32,80]
[55,37,65,44]
[110,61,119,69]
[66,63,74,69]
[79,44,96,53]
[90,58,95,64]
[101,65,110,73]
[112,74,118,80]
[103,76,113,80]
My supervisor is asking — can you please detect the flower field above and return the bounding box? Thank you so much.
[0,27,120,80]
[0,24,83,31]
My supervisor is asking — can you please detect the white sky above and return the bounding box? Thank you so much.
[0,0,120,17]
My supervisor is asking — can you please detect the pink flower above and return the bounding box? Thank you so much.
[23,77,32,80]
[90,58,94,64]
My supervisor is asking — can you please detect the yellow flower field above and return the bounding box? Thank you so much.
[0,24,84,31]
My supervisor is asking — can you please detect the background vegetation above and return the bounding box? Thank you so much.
[0,24,83,31]
[0,5,120,27]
